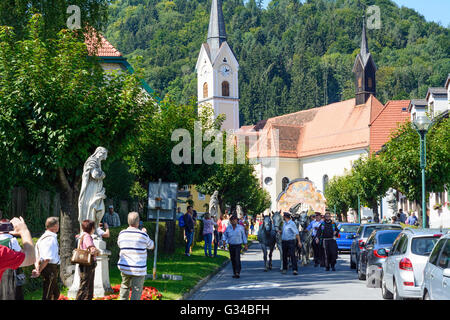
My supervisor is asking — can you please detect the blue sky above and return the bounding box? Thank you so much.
[261,0,450,27]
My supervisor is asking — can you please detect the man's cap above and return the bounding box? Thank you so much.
[283,212,291,218]
[314,212,322,216]
[109,205,114,209]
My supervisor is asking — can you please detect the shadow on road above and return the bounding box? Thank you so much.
[190,241,378,300]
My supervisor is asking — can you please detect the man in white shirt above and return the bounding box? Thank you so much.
[117,212,154,300]
[32,217,60,300]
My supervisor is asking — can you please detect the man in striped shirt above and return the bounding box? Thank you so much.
[117,212,154,300]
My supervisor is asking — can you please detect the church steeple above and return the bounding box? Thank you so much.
[353,16,377,105]
[207,0,227,60]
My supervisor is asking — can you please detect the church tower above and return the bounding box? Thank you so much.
[195,0,239,131]
[353,17,377,105]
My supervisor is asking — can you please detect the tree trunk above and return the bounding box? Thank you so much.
[59,185,79,287]
[372,199,380,223]
[57,168,81,287]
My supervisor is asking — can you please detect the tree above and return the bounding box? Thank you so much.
[351,155,392,222]
[126,97,223,189]
[380,117,450,226]
[0,0,109,41]
[197,154,271,216]
[325,172,358,221]
[0,15,154,285]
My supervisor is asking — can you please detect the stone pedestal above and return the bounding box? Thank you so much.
[68,238,113,299]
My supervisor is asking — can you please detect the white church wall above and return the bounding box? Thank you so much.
[254,158,280,212]
[299,148,369,193]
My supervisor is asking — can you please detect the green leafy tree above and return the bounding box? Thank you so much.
[126,97,223,189]
[351,155,392,222]
[380,117,450,226]
[325,171,358,221]
[0,15,154,284]
[0,0,109,41]
[197,154,271,216]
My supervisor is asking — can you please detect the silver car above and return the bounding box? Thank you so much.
[421,232,450,300]
[381,228,446,300]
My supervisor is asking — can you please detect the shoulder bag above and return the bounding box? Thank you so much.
[70,234,93,266]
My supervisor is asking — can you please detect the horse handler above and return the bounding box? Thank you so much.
[281,212,302,275]
[316,212,339,271]
[222,214,248,278]
[307,212,323,267]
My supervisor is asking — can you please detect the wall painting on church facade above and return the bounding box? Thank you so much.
[277,179,327,214]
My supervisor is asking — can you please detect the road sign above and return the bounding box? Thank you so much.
[147,181,178,220]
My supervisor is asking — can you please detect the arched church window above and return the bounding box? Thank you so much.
[282,177,290,192]
[323,175,329,192]
[203,82,208,98]
[222,81,230,97]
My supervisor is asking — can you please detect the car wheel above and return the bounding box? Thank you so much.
[381,277,393,300]
[358,260,366,280]
[423,291,430,300]
[393,280,402,300]
[350,253,356,269]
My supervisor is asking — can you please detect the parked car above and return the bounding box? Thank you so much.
[381,228,447,300]
[336,223,360,252]
[350,223,402,270]
[358,229,402,284]
[421,232,450,300]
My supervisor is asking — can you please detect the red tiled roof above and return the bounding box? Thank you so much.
[85,32,122,57]
[369,100,411,154]
[242,95,384,159]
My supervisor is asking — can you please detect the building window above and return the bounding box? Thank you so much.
[358,77,362,88]
[198,192,205,201]
[264,177,273,186]
[222,81,230,97]
[368,77,373,88]
[282,177,290,192]
[323,175,329,192]
[203,82,208,98]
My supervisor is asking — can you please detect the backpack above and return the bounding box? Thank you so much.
[178,214,186,228]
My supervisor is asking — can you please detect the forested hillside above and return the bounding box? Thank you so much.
[105,0,450,125]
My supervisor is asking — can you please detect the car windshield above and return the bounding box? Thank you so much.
[378,231,401,245]
[363,226,379,237]
[411,237,441,256]
[339,225,359,233]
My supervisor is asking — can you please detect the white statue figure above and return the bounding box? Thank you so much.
[386,187,398,218]
[209,190,219,217]
[78,147,108,233]
[236,205,243,219]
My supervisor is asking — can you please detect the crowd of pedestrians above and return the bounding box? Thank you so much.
[0,205,159,301]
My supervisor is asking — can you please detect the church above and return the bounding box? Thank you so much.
[195,0,412,214]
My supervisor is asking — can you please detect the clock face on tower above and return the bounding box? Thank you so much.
[219,64,231,77]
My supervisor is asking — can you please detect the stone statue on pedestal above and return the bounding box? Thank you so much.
[209,190,219,218]
[69,146,112,299]
[386,188,398,219]
[78,146,108,234]
[236,205,244,219]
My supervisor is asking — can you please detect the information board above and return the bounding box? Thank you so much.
[147,181,178,220]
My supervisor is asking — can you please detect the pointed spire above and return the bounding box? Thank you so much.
[207,0,227,59]
[360,16,370,65]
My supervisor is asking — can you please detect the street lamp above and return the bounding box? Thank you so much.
[411,115,433,228]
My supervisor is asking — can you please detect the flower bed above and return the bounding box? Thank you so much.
[58,284,162,300]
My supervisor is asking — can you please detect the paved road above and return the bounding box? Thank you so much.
[189,241,382,300]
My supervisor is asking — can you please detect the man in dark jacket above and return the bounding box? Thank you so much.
[183,206,195,256]
[316,212,339,271]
